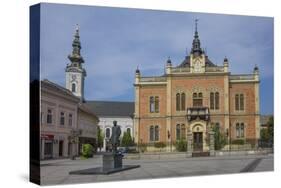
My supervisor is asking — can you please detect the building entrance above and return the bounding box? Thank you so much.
[193,132,203,151]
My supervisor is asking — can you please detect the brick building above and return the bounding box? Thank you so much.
[134,21,260,153]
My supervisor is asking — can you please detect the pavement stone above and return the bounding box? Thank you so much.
[40,154,274,185]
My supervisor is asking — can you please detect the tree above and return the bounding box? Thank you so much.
[175,139,187,152]
[121,132,134,147]
[213,125,227,150]
[97,126,104,151]
[82,144,93,158]
[268,116,274,144]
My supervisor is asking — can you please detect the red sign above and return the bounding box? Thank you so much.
[41,134,54,140]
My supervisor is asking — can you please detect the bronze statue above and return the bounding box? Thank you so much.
[110,120,121,154]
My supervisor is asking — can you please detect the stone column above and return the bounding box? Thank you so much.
[186,131,193,157]
[209,131,215,156]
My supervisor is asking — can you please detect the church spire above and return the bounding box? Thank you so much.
[191,19,203,56]
[68,24,84,64]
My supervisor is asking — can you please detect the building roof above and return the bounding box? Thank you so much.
[177,55,216,68]
[85,101,135,117]
[41,79,80,100]
[78,103,99,120]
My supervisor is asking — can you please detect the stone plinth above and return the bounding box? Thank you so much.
[69,153,140,175]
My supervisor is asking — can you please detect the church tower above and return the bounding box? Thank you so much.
[190,19,206,73]
[65,25,86,101]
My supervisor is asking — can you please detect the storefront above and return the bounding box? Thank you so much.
[41,134,54,159]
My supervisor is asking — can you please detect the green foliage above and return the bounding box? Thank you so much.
[260,116,274,143]
[82,144,93,158]
[175,139,187,152]
[121,132,134,147]
[231,139,245,145]
[97,126,104,150]
[213,126,227,150]
[154,142,166,148]
[138,143,147,153]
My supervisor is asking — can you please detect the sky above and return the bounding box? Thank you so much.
[40,3,274,115]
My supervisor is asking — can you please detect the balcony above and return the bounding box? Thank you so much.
[187,107,210,122]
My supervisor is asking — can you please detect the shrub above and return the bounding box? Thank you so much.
[121,132,134,147]
[231,139,245,145]
[212,126,227,150]
[82,144,93,158]
[138,143,147,153]
[175,139,187,152]
[154,142,166,148]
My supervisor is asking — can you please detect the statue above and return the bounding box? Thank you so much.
[69,120,140,175]
[110,120,121,154]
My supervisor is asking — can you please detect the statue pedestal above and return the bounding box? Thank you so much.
[103,153,122,169]
[69,153,140,175]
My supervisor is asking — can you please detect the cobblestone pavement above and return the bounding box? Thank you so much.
[40,154,274,185]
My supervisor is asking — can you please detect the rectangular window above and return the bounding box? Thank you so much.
[47,109,52,124]
[215,92,220,110]
[68,113,73,127]
[60,112,65,126]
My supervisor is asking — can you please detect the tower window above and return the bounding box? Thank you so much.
[72,83,76,92]
[47,109,52,124]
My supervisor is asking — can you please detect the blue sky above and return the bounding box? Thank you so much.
[40,3,273,115]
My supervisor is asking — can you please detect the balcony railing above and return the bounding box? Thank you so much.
[140,77,167,82]
[187,107,210,122]
[230,74,255,80]
[205,66,224,72]
[171,67,190,73]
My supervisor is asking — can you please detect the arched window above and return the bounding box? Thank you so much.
[176,124,180,140]
[240,94,244,111]
[193,92,203,107]
[181,124,186,139]
[150,96,155,113]
[71,83,76,92]
[105,128,110,138]
[155,125,159,141]
[176,93,180,111]
[236,123,240,138]
[215,92,220,110]
[210,92,214,109]
[240,123,245,138]
[235,93,244,111]
[149,126,154,141]
[235,122,245,138]
[149,125,159,141]
[155,96,159,113]
[235,94,239,110]
[181,93,186,111]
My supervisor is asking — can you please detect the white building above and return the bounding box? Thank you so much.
[85,101,134,151]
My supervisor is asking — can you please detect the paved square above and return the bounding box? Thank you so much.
[40,154,274,185]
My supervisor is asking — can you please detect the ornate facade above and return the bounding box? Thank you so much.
[134,21,260,153]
